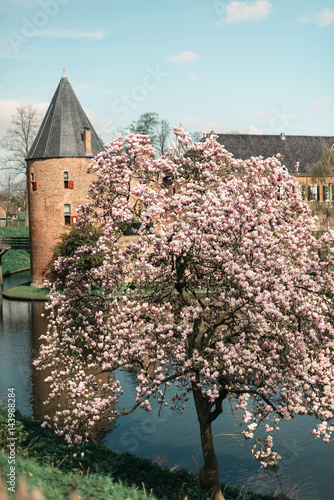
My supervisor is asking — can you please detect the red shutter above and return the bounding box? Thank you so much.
[71,216,78,225]
[68,180,74,189]
[32,182,37,191]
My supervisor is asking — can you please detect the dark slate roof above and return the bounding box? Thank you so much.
[26,72,105,160]
[216,134,334,174]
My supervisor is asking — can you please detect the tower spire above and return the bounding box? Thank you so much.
[62,68,66,78]
[26,72,104,160]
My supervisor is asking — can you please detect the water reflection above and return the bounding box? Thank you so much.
[0,273,333,499]
[0,272,34,416]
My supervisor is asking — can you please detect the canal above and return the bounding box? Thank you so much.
[0,272,333,499]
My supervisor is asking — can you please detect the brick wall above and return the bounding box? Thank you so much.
[295,175,334,231]
[27,157,94,286]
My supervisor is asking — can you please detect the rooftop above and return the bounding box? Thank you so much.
[26,71,105,160]
[216,134,334,175]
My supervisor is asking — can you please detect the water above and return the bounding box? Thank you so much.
[0,272,333,499]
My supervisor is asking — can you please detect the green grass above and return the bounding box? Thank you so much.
[2,250,30,275]
[0,226,29,237]
[0,226,30,275]
[0,451,156,500]
[0,404,282,500]
[2,283,49,300]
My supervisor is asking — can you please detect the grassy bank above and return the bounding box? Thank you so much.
[0,404,281,500]
[0,451,156,500]
[0,227,29,238]
[0,227,30,275]
[1,251,30,276]
[2,283,49,300]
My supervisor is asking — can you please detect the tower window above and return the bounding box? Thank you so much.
[64,171,69,188]
[31,173,36,190]
[64,204,71,225]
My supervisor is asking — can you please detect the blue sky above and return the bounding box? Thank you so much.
[0,0,333,144]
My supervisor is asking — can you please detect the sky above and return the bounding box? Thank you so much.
[0,0,333,146]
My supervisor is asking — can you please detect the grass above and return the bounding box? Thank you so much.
[0,451,156,500]
[0,404,283,500]
[2,250,30,276]
[2,283,49,300]
[0,226,29,238]
[0,226,30,275]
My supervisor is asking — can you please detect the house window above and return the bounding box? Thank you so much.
[308,185,319,201]
[64,204,71,225]
[277,185,284,200]
[299,184,306,200]
[64,171,68,189]
[323,184,332,202]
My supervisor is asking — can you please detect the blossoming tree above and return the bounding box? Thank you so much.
[36,129,334,500]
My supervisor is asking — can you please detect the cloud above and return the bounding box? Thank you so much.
[179,115,228,133]
[253,111,272,120]
[188,72,199,81]
[223,125,265,134]
[83,107,117,144]
[1,0,40,3]
[168,51,200,63]
[245,124,265,134]
[310,96,332,110]
[33,30,104,39]
[300,8,334,27]
[0,99,109,151]
[217,1,272,25]
[0,29,103,60]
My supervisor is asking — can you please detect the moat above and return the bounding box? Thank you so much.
[0,272,333,499]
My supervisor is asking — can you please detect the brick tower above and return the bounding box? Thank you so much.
[26,70,104,286]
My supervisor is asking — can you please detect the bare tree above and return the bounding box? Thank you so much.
[129,112,171,156]
[1,105,40,174]
[307,143,334,180]
[1,105,41,224]
[156,118,171,156]
[191,130,204,143]
[0,170,25,226]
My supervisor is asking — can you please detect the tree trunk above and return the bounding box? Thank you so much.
[192,382,225,500]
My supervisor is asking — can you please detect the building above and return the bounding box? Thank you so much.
[26,70,104,286]
[26,70,334,286]
[216,133,334,230]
